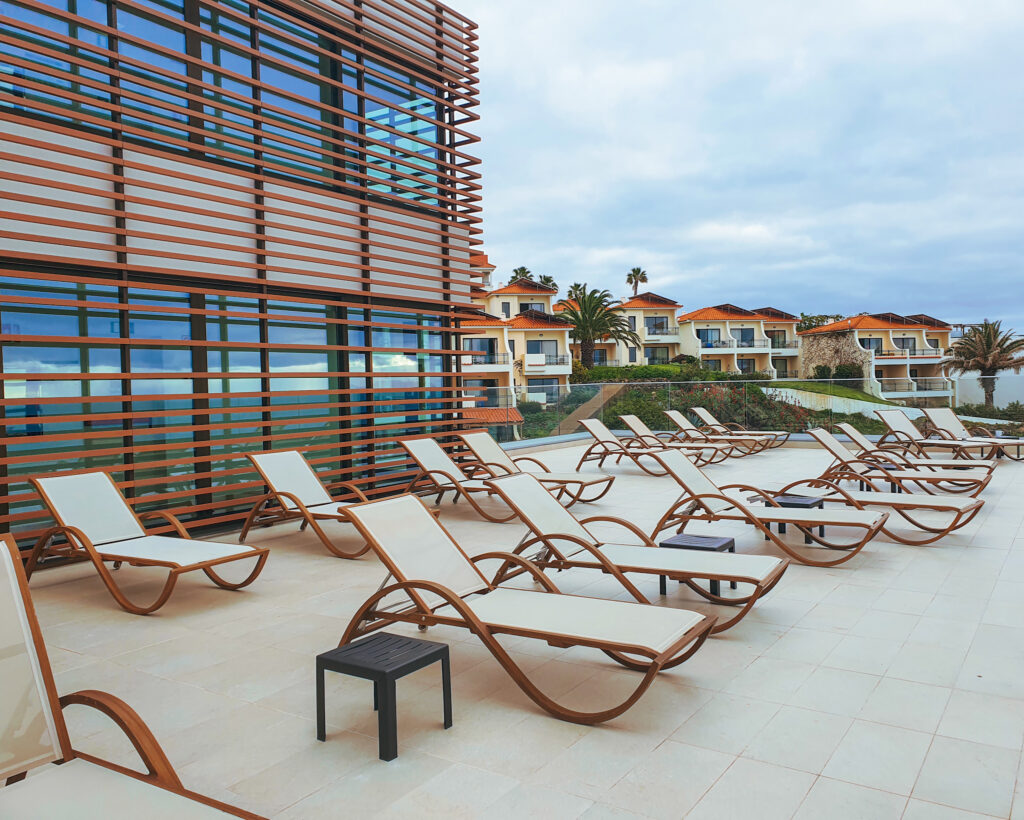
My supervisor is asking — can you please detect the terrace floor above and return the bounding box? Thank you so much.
[27,444,1024,819]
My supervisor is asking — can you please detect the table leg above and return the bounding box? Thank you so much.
[377,677,398,761]
[659,574,667,595]
[710,579,721,597]
[441,654,453,729]
[316,661,326,742]
[779,523,787,535]
[729,546,737,589]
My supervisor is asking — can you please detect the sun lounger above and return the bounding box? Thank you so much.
[663,409,771,455]
[809,427,991,497]
[0,534,264,817]
[691,407,789,447]
[456,431,614,504]
[576,418,705,475]
[923,408,1024,461]
[646,449,888,566]
[875,409,997,460]
[238,450,373,558]
[835,423,997,472]
[400,436,516,522]
[483,472,788,633]
[338,495,716,724]
[618,414,739,463]
[28,472,269,615]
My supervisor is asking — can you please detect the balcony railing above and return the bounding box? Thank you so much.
[699,340,736,348]
[463,353,510,365]
[871,347,942,358]
[542,354,571,365]
[769,340,799,349]
[520,354,571,367]
[700,339,770,348]
[878,379,917,393]
[592,359,621,368]
[914,378,951,391]
[644,326,679,336]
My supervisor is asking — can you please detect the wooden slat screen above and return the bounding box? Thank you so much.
[0,0,482,546]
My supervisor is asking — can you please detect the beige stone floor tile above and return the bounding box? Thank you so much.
[481,784,594,819]
[937,690,1024,749]
[762,626,843,664]
[792,777,906,819]
[887,642,968,687]
[723,656,817,702]
[670,692,779,755]
[903,799,1003,819]
[383,761,519,818]
[787,666,880,717]
[824,633,904,676]
[603,739,733,819]
[743,705,851,773]
[685,757,815,820]
[822,719,932,794]
[913,736,1019,817]
[858,678,951,733]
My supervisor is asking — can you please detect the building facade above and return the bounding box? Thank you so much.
[0,0,481,543]
[676,304,801,377]
[797,313,953,402]
[460,277,572,407]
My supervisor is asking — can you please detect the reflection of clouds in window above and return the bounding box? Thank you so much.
[373,353,416,372]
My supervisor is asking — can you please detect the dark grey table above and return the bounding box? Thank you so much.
[657,533,736,596]
[317,632,452,761]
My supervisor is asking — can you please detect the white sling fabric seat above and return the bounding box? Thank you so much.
[0,760,237,818]
[90,535,257,566]
[618,415,734,458]
[691,407,788,437]
[457,432,604,483]
[444,587,705,654]
[249,450,337,509]
[925,408,1024,447]
[823,491,980,513]
[596,543,780,579]
[664,409,770,448]
[875,410,993,454]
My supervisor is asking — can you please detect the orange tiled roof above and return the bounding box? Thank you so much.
[460,407,524,424]
[752,307,798,323]
[459,310,570,330]
[677,304,761,322]
[486,277,558,296]
[799,313,944,336]
[553,299,575,312]
[469,253,494,270]
[460,313,505,327]
[618,292,681,309]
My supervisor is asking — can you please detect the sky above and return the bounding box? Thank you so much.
[455,0,1024,325]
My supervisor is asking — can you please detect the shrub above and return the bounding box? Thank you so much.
[568,358,589,384]
[833,363,863,389]
[812,365,832,380]
[517,400,543,415]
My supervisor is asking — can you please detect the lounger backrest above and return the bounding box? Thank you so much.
[653,449,732,513]
[485,474,596,554]
[925,408,969,439]
[33,472,145,546]
[249,450,333,509]
[0,535,63,781]
[691,408,719,427]
[875,410,923,441]
[807,428,863,474]
[836,423,874,452]
[400,437,464,481]
[343,496,488,610]
[665,409,697,431]
[458,432,517,473]
[619,414,656,440]
[578,418,624,450]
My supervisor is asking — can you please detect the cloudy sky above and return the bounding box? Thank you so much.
[456,0,1024,325]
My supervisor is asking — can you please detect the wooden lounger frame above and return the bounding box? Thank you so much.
[0,535,264,818]
[28,476,269,616]
[662,409,770,455]
[875,410,998,460]
[238,450,373,558]
[339,499,715,725]
[922,408,1024,462]
[617,414,739,463]
[809,428,991,497]
[835,422,996,474]
[575,418,721,474]
[645,451,888,567]
[482,475,788,634]
[400,437,517,522]
[772,475,984,546]
[691,407,789,447]
[456,432,615,504]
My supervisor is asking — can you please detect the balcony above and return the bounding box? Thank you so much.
[643,325,679,339]
[591,359,621,368]
[519,353,572,376]
[878,378,953,396]
[869,347,943,360]
[462,352,511,373]
[768,340,799,354]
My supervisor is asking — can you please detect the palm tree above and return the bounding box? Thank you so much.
[537,274,558,291]
[625,266,648,296]
[557,286,642,368]
[943,320,1024,408]
[510,266,532,282]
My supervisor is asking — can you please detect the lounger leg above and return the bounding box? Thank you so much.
[441,654,453,729]
[316,659,326,741]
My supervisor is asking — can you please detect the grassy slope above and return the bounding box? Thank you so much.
[770,381,896,405]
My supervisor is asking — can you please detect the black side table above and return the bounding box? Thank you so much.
[772,495,825,544]
[317,632,452,761]
[657,533,736,596]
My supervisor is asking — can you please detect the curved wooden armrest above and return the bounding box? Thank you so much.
[862,448,911,466]
[969,425,994,437]
[137,510,190,538]
[409,468,466,490]
[60,690,182,788]
[618,435,651,450]
[325,480,369,502]
[719,483,782,507]
[512,455,550,472]
[471,551,561,592]
[578,515,657,546]
[928,428,956,440]
[778,477,865,508]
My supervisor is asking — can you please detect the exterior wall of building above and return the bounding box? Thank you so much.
[0,0,480,543]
